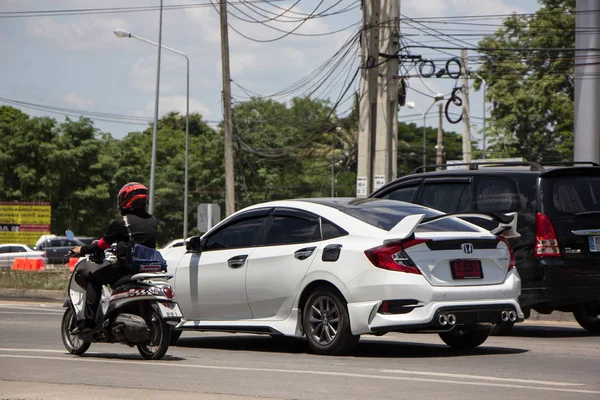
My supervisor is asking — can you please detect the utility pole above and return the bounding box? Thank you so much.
[436,102,443,165]
[374,0,399,190]
[357,0,380,197]
[460,48,472,163]
[219,0,235,216]
[357,0,399,196]
[574,0,600,163]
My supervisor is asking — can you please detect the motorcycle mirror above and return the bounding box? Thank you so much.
[65,229,75,241]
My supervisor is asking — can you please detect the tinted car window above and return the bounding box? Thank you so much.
[0,247,8,254]
[10,246,26,253]
[474,177,520,213]
[547,176,600,215]
[204,217,266,250]
[420,183,469,213]
[382,185,419,202]
[340,204,478,233]
[264,216,319,245]
[321,218,348,240]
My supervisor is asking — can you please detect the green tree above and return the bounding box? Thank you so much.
[475,0,575,161]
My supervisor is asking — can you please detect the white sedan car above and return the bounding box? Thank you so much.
[163,198,523,355]
[0,243,45,269]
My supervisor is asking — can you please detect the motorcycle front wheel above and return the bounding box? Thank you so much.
[61,308,91,355]
[137,309,171,360]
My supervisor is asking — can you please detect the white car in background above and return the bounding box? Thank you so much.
[163,198,523,355]
[158,238,185,258]
[0,244,45,269]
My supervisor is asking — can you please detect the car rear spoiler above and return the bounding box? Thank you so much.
[384,212,520,243]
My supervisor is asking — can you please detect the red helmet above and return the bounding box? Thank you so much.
[117,182,149,212]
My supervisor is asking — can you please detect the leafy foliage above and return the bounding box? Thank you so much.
[475,0,575,161]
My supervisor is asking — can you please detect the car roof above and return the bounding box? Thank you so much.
[243,197,429,212]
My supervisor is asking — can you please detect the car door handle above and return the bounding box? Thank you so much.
[227,255,248,269]
[294,247,317,260]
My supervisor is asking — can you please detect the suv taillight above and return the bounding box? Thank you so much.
[496,236,516,271]
[535,212,561,258]
[364,239,431,274]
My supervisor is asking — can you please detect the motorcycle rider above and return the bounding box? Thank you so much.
[71,182,159,333]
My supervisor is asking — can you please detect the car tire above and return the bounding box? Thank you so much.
[302,287,359,356]
[439,328,490,350]
[573,303,600,334]
[490,321,515,336]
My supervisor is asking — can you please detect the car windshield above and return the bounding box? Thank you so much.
[338,200,479,233]
[545,176,600,216]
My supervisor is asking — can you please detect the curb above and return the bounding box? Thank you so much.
[0,289,577,323]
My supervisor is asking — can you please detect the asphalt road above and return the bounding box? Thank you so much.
[1,300,599,400]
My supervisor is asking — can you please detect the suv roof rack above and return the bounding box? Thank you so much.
[409,161,545,174]
[540,161,600,167]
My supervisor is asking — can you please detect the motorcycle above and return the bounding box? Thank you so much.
[60,230,183,360]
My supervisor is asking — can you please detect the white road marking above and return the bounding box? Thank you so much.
[0,348,66,353]
[1,353,599,395]
[379,369,582,386]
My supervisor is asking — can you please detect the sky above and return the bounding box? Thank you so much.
[0,0,540,141]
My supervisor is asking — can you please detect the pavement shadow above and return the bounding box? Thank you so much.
[77,352,186,361]
[508,325,595,338]
[174,334,528,358]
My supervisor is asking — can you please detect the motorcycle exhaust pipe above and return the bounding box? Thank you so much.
[509,310,517,322]
[438,313,448,326]
[501,310,509,322]
[447,314,456,326]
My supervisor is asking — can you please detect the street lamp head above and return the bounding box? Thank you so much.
[406,101,416,109]
[113,29,132,38]
[433,93,444,102]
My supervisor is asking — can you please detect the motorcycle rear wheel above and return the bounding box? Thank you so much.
[137,309,171,360]
[61,308,91,355]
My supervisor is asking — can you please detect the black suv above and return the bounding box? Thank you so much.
[370,161,600,333]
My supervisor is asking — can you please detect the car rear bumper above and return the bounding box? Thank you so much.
[346,270,523,335]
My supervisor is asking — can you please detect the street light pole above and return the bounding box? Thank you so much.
[149,0,163,215]
[472,71,487,159]
[407,94,444,168]
[114,28,190,238]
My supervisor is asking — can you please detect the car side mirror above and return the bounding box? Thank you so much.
[186,236,203,252]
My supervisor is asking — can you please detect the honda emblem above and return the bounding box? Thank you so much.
[461,243,474,254]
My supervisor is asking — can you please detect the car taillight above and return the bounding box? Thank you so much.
[496,236,516,271]
[535,212,561,258]
[364,238,431,274]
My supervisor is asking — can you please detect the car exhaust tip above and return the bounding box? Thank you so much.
[508,310,517,322]
[438,313,448,326]
[501,310,509,322]
[447,314,456,326]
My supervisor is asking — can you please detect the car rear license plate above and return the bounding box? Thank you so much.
[450,260,483,279]
[589,236,600,252]
[157,302,183,318]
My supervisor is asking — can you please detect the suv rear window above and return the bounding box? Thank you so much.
[545,176,600,215]
[339,204,479,233]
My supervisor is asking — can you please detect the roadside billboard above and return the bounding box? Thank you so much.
[0,202,51,246]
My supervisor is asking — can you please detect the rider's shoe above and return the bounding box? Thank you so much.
[71,319,92,334]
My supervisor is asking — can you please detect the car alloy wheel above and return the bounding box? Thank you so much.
[302,288,359,355]
[307,296,340,346]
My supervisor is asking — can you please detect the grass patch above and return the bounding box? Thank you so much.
[0,270,70,291]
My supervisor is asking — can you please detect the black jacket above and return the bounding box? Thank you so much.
[81,210,158,261]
